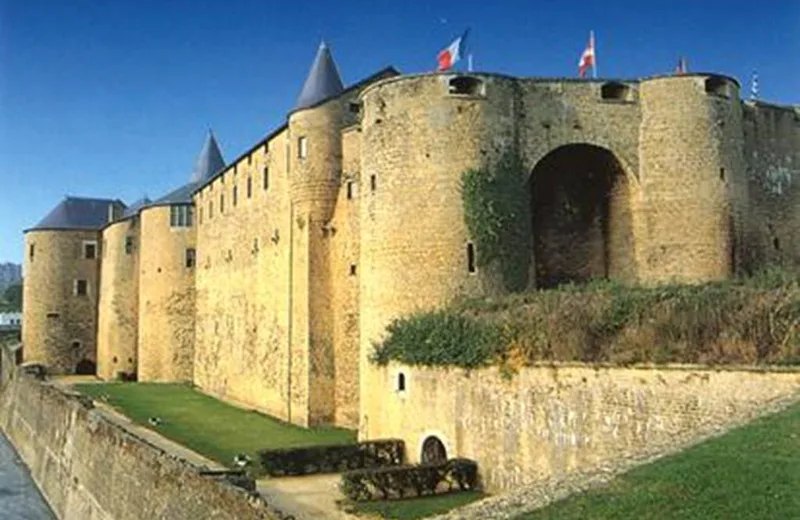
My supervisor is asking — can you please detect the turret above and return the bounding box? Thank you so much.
[137,132,225,382]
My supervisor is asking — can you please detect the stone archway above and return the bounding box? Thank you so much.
[530,144,635,288]
[75,358,96,375]
[420,436,447,464]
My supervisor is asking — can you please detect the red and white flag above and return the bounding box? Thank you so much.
[437,30,469,71]
[578,31,595,78]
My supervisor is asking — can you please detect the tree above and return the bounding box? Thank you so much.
[3,283,22,311]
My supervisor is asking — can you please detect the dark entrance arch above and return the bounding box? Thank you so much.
[75,359,96,375]
[530,144,635,288]
[420,436,447,464]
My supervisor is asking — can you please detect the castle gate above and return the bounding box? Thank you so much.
[530,143,635,288]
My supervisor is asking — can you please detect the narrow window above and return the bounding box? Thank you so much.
[199,207,203,224]
[75,280,88,296]
[773,237,781,251]
[125,236,134,255]
[186,205,194,226]
[247,177,252,198]
[370,174,377,192]
[719,167,725,181]
[209,200,213,219]
[170,205,178,226]
[347,181,354,200]
[349,264,357,276]
[467,242,476,273]
[247,154,252,165]
[233,185,238,206]
[263,167,269,190]
[84,242,97,260]
[220,194,225,214]
[397,372,406,392]
[29,243,35,262]
[298,136,308,159]
[185,248,196,268]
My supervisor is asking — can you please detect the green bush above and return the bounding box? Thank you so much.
[258,439,404,477]
[371,312,501,369]
[340,458,479,502]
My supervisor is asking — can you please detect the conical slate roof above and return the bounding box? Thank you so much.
[190,131,225,184]
[122,197,152,218]
[27,196,125,232]
[295,41,344,111]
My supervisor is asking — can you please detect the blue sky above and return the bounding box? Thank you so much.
[1,0,798,263]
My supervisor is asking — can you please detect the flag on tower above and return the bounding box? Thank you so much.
[578,31,596,78]
[751,70,759,100]
[675,57,688,74]
[437,29,469,71]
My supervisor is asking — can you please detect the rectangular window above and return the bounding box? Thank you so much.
[83,241,97,260]
[467,242,476,273]
[220,194,225,214]
[75,279,88,296]
[370,174,377,192]
[247,154,252,165]
[199,207,203,224]
[209,200,213,219]
[247,177,252,198]
[29,243,35,262]
[169,205,193,227]
[263,167,269,191]
[233,185,238,206]
[125,236,134,255]
[298,136,308,159]
[347,180,354,200]
[185,248,196,268]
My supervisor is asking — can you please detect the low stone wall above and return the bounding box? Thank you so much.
[0,347,284,520]
[364,363,800,492]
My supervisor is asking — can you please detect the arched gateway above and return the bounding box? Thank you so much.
[530,144,636,288]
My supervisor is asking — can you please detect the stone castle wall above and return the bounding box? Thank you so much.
[23,230,101,374]
[0,350,282,520]
[364,363,800,492]
[97,218,140,380]
[137,206,196,382]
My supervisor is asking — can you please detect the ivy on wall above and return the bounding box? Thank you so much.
[462,150,532,292]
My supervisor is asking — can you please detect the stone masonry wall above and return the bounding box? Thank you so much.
[97,218,139,380]
[23,230,101,374]
[0,353,282,520]
[364,363,800,492]
[137,206,196,382]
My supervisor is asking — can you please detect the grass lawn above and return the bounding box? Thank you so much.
[74,382,356,472]
[519,402,800,520]
[346,491,486,520]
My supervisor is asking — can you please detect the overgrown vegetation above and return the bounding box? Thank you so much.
[74,383,356,474]
[518,401,800,520]
[259,439,404,476]
[0,283,22,312]
[462,150,532,292]
[372,268,800,369]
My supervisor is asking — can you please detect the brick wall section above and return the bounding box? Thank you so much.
[742,102,800,272]
[23,230,101,373]
[0,361,283,520]
[97,218,140,380]
[137,206,195,382]
[365,363,800,492]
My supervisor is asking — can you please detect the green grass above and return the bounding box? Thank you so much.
[347,491,486,519]
[518,402,800,520]
[74,382,356,472]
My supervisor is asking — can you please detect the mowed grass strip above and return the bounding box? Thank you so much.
[74,382,356,470]
[519,402,800,520]
[347,491,486,520]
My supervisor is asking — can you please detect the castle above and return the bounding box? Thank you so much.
[22,42,800,430]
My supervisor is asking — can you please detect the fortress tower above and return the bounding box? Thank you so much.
[137,132,225,382]
[23,197,124,373]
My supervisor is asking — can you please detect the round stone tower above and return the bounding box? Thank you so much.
[357,73,521,438]
[22,197,123,374]
[638,74,745,283]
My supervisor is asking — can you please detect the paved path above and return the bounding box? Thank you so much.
[258,474,360,520]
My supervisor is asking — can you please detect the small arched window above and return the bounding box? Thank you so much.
[705,77,730,98]
[448,76,485,96]
[600,82,632,102]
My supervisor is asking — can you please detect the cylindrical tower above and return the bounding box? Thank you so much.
[96,216,140,380]
[22,229,101,373]
[137,204,196,382]
[638,74,744,283]
[357,73,520,439]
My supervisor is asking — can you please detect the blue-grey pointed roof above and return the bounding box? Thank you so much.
[122,197,152,218]
[190,131,225,183]
[27,196,125,232]
[295,41,344,111]
[154,183,196,205]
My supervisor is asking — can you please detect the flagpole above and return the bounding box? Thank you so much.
[591,31,597,78]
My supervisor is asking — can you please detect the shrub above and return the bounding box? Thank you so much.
[258,439,404,477]
[371,311,501,369]
[339,459,479,502]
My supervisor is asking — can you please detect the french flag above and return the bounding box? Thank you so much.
[437,30,469,71]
